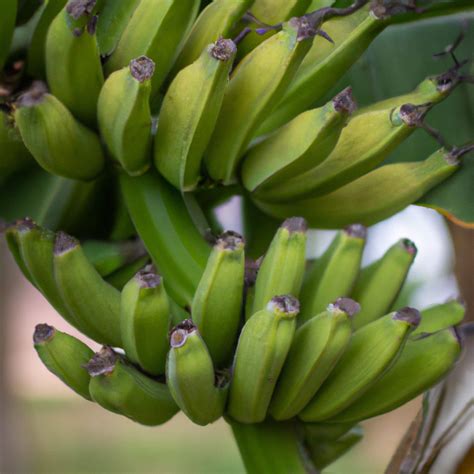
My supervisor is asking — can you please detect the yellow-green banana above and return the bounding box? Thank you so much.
[242,87,356,194]
[414,299,465,336]
[0,0,17,70]
[270,298,358,420]
[330,327,462,422]
[155,38,237,191]
[204,16,317,185]
[14,86,105,181]
[299,224,366,324]
[120,265,170,376]
[54,231,122,346]
[46,0,104,126]
[228,295,299,423]
[166,320,229,426]
[98,56,155,176]
[192,231,245,368]
[87,346,178,426]
[299,307,420,422]
[250,217,307,316]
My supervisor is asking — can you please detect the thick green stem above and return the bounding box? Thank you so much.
[229,419,315,474]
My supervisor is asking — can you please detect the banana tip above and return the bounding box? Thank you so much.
[84,346,118,377]
[282,217,307,233]
[400,238,417,256]
[217,231,244,251]
[210,38,237,61]
[344,224,367,239]
[66,0,97,20]
[333,87,357,115]
[54,231,79,255]
[15,81,48,108]
[135,264,161,288]
[169,319,197,348]
[15,217,37,233]
[289,16,318,42]
[393,307,421,327]
[130,56,155,82]
[267,295,300,317]
[329,297,361,318]
[33,323,55,344]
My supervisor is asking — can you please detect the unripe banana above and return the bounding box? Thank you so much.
[192,231,245,368]
[33,323,94,400]
[330,327,462,422]
[0,0,17,70]
[120,265,170,376]
[242,87,356,195]
[104,0,200,105]
[351,238,417,330]
[250,217,307,316]
[166,320,229,426]
[98,56,155,176]
[4,222,35,284]
[155,38,237,191]
[228,295,299,423]
[299,224,366,324]
[204,16,318,185]
[299,307,421,422]
[46,0,104,126]
[14,85,105,181]
[87,346,178,426]
[270,298,359,420]
[414,299,465,336]
[53,231,122,346]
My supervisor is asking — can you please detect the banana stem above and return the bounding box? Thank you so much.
[229,419,316,474]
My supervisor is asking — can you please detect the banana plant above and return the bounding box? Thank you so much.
[1,0,473,472]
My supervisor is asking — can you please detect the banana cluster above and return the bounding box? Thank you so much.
[1,0,473,229]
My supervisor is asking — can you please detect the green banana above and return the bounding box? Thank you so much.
[204,16,317,185]
[155,38,237,191]
[166,320,229,426]
[98,56,155,176]
[299,307,421,422]
[330,327,462,422]
[256,146,470,228]
[250,217,307,316]
[120,171,211,307]
[414,299,465,336]
[269,298,358,420]
[228,295,299,423]
[192,231,245,368]
[170,0,252,77]
[104,0,200,105]
[351,238,417,330]
[242,87,356,194]
[33,323,94,400]
[46,0,104,126]
[53,231,122,346]
[87,346,178,426]
[299,224,366,324]
[0,0,17,70]
[120,264,170,375]
[14,85,105,181]
[4,222,35,284]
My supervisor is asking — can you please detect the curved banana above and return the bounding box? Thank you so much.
[155,38,236,191]
[46,0,104,126]
[192,231,245,368]
[269,298,358,420]
[299,224,366,324]
[228,295,299,423]
[98,56,155,176]
[87,346,179,426]
[33,323,94,400]
[167,320,229,426]
[4,223,35,285]
[120,264,170,375]
[413,299,465,336]
[242,87,356,194]
[0,0,17,70]
[204,16,317,185]
[299,307,420,422]
[14,85,105,181]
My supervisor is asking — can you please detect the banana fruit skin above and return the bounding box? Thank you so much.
[33,323,94,401]
[46,1,104,127]
[167,320,228,426]
[299,224,366,324]
[299,307,421,422]
[269,298,359,421]
[0,0,17,70]
[204,17,317,185]
[351,238,417,330]
[54,231,122,347]
[413,299,465,336]
[98,56,155,176]
[242,87,356,195]
[155,39,236,191]
[120,265,170,376]
[330,327,462,422]
[14,86,105,181]
[228,295,299,424]
[87,346,179,426]
[250,217,307,316]
[192,231,245,368]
